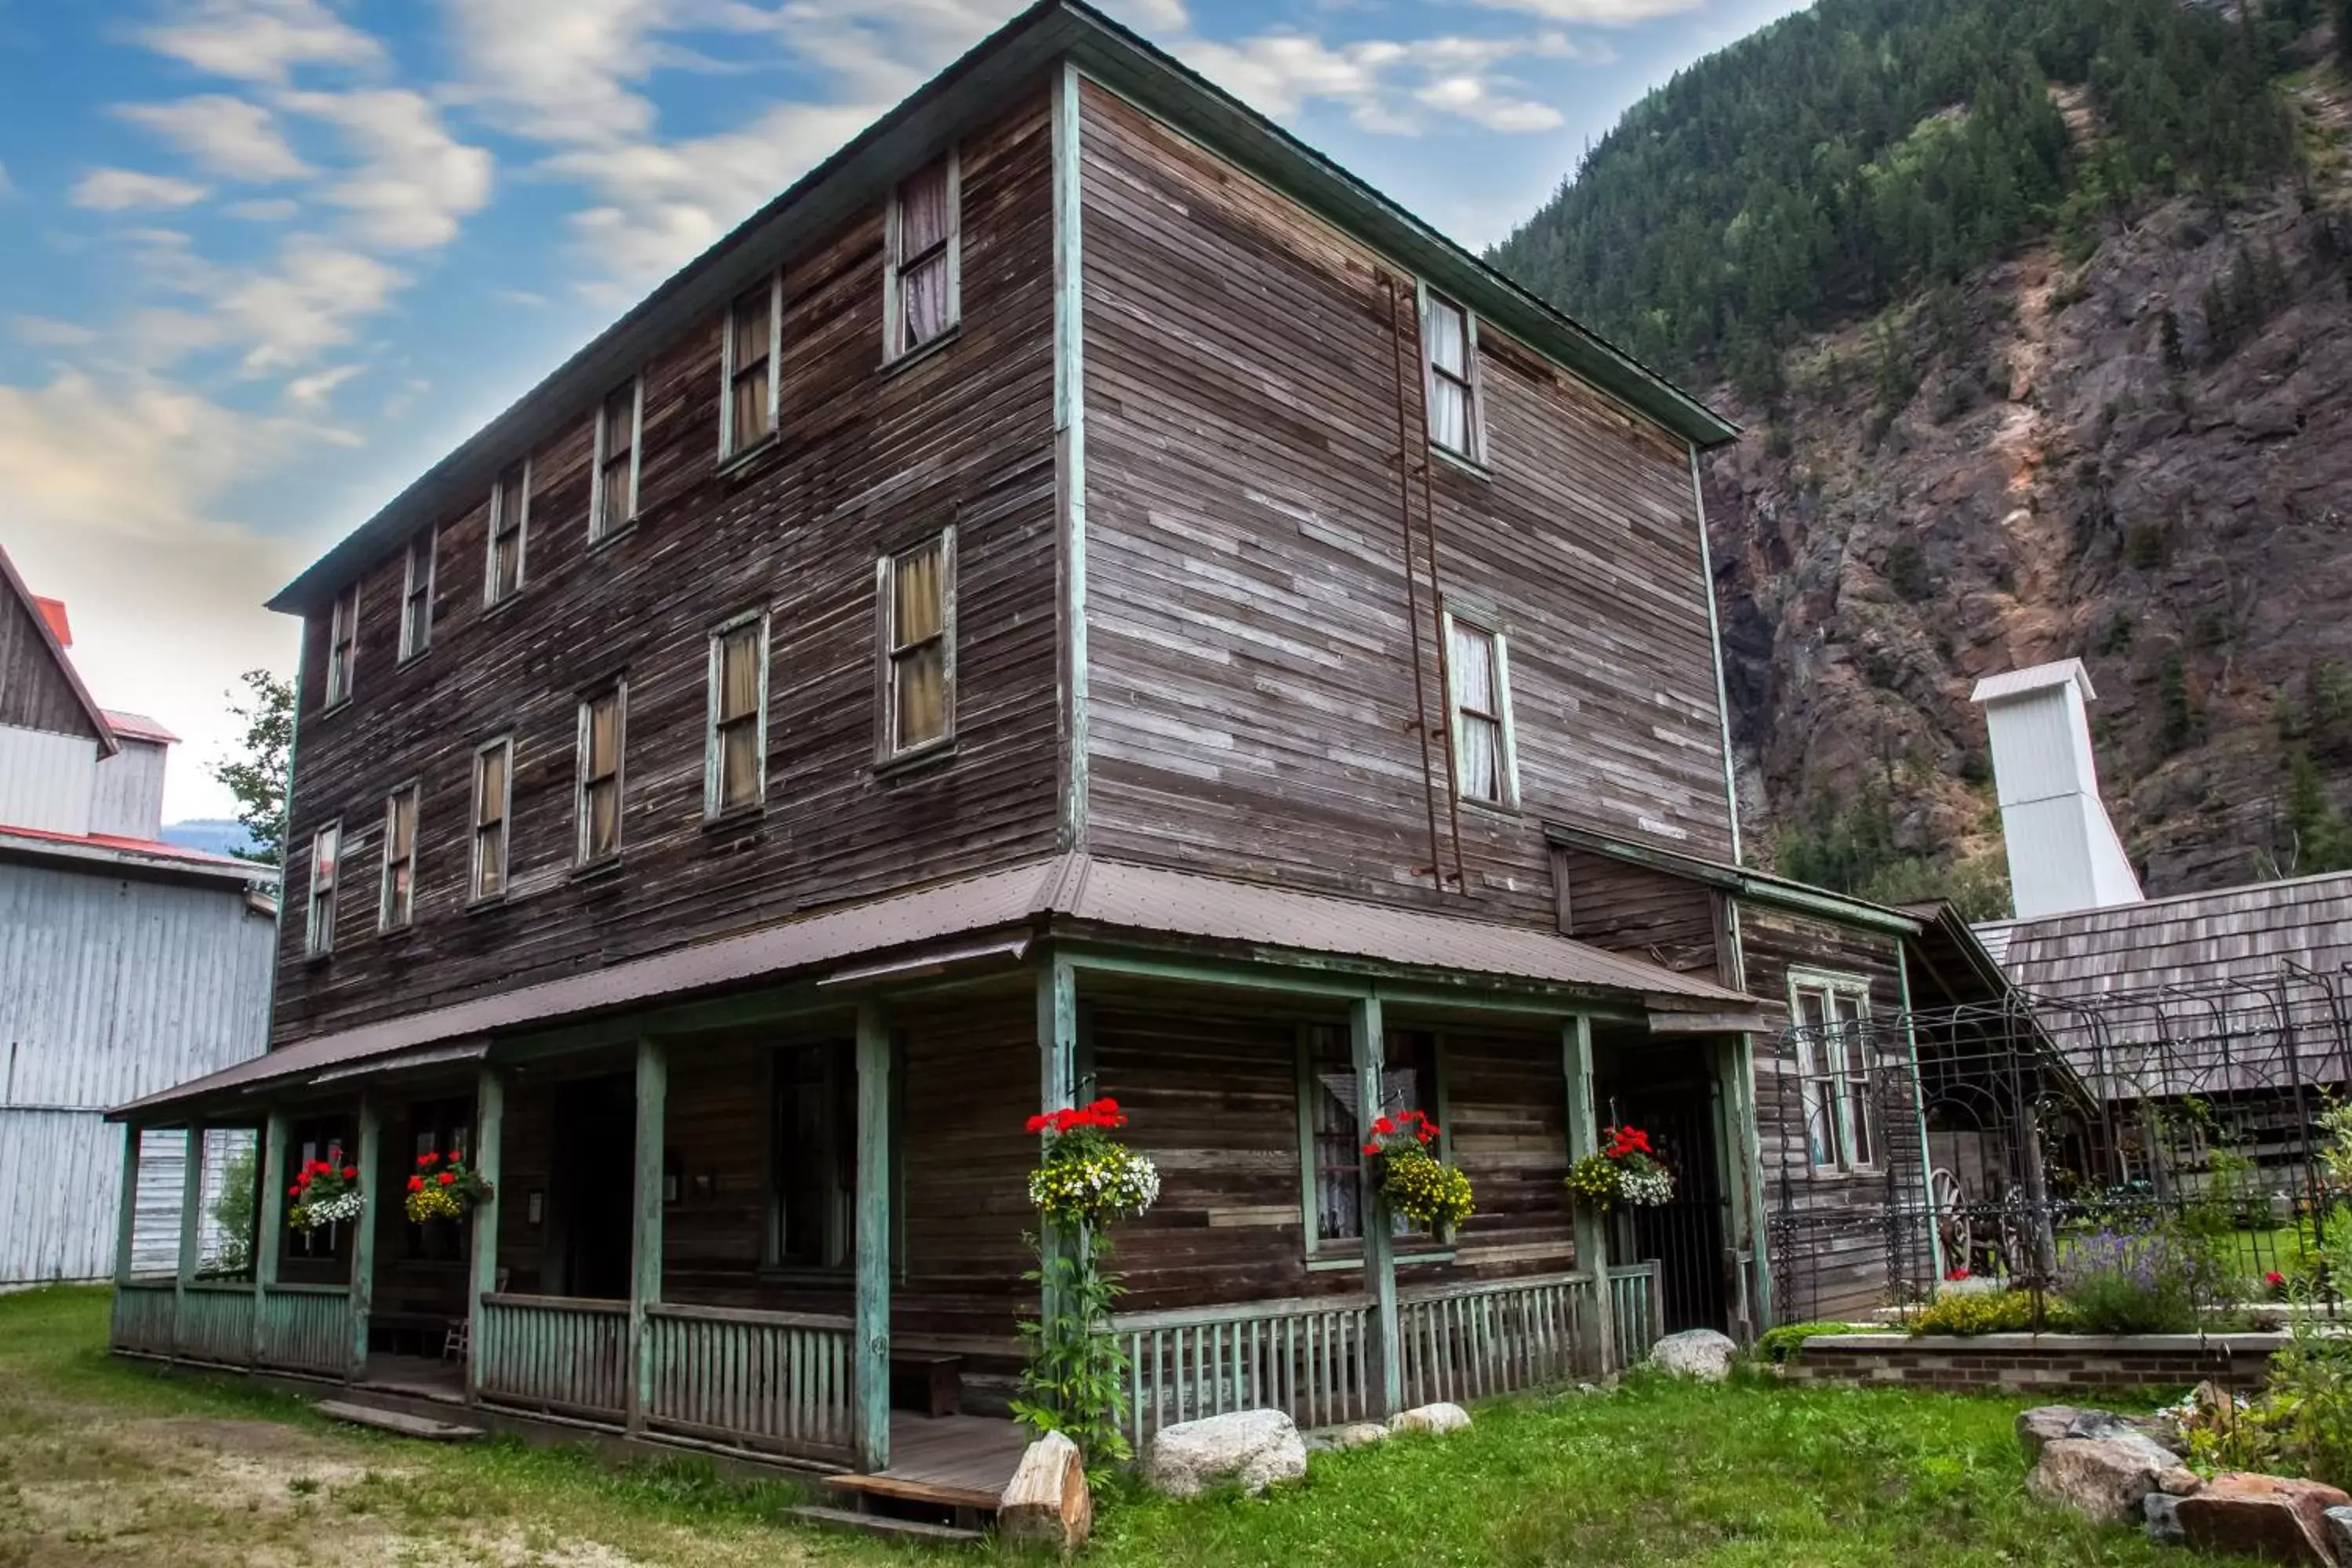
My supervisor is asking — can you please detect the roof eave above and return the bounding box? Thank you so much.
[1545,820,1923,937]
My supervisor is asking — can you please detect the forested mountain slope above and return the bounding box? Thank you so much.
[1493,0,2352,911]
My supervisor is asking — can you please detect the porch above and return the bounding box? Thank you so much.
[106,924,1762,1498]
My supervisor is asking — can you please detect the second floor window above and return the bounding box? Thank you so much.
[880,529,953,759]
[306,822,340,956]
[1445,612,1515,808]
[592,376,641,539]
[487,462,528,606]
[722,275,780,459]
[706,615,767,817]
[471,738,511,901]
[577,684,625,863]
[379,784,418,931]
[1421,289,1482,462]
[399,528,434,660]
[325,584,358,707]
[887,153,959,358]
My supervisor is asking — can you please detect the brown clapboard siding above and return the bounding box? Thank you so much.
[273,93,1062,1047]
[1553,845,1723,977]
[1076,80,1732,928]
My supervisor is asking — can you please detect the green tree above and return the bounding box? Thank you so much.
[2281,748,2352,876]
[209,669,293,866]
[206,1141,260,1277]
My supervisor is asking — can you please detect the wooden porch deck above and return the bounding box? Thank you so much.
[866,1412,1029,1500]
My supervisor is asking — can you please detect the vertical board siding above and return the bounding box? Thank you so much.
[0,859,272,1285]
[88,739,169,840]
[111,1281,177,1356]
[1078,80,1733,925]
[177,1287,256,1367]
[0,728,97,835]
[256,1287,351,1375]
[478,1294,631,1417]
[271,94,1061,1051]
[644,1304,856,1461]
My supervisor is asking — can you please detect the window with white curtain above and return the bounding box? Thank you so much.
[324,584,358,707]
[706,614,768,816]
[721,276,779,459]
[1421,288,1482,462]
[486,462,528,606]
[576,684,625,864]
[1791,975,1877,1171]
[880,530,953,759]
[1443,610,1515,808]
[379,784,418,931]
[591,376,641,539]
[306,821,340,956]
[887,153,960,359]
[470,738,512,902]
[398,528,434,661]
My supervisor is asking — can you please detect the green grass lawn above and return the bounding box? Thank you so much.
[0,1286,2242,1566]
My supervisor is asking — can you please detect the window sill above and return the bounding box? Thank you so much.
[1428,442,1491,481]
[880,324,961,379]
[394,648,429,669]
[873,738,957,780]
[376,921,415,942]
[464,893,510,916]
[316,697,352,720]
[586,518,639,556]
[303,949,333,967]
[701,804,767,834]
[1455,795,1523,823]
[481,592,525,621]
[572,856,625,885]
[717,433,782,481]
[1305,1246,1458,1272]
[755,1265,855,1284]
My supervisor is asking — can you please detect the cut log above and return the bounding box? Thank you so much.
[998,1432,1091,1556]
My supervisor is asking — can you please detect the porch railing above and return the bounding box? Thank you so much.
[1608,1261,1666,1362]
[477,1293,630,1419]
[177,1283,256,1367]
[111,1280,177,1357]
[1397,1272,1587,1409]
[643,1303,857,1463]
[1112,1294,1374,1451]
[256,1284,350,1377]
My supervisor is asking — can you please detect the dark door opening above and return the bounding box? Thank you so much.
[552,1073,635,1299]
[1601,1044,1729,1335]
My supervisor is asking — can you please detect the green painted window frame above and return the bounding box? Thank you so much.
[1294,1023,1452,1270]
[1786,966,1877,1174]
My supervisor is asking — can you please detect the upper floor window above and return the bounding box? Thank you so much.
[1421,289,1483,463]
[1443,610,1516,808]
[324,584,358,707]
[706,614,768,818]
[721,275,780,460]
[379,783,418,932]
[486,461,529,607]
[470,737,512,902]
[879,528,953,760]
[305,821,340,956]
[886,152,960,360]
[591,377,642,541]
[576,683,625,865]
[399,528,434,661]
[1791,975,1875,1172]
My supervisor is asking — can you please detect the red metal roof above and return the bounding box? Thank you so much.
[101,710,180,745]
[0,820,262,871]
[33,596,71,647]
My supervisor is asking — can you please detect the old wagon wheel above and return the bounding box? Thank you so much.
[1931,1167,1972,1276]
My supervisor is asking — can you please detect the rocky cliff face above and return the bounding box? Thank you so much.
[1701,153,2352,898]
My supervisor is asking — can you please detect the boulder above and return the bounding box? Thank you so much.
[1327,1423,1391,1450]
[2175,1473,2351,1566]
[1647,1329,1739,1382]
[1141,1409,1308,1501]
[997,1432,1091,1557]
[2146,1491,2187,1548]
[2018,1405,2187,1461]
[2024,1436,2183,1524]
[1388,1403,1472,1436]
[2323,1504,2352,1563]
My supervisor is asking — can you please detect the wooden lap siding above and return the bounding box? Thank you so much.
[1553,845,1724,977]
[272,95,1061,1048]
[1740,904,1929,1319]
[1076,81,1732,924]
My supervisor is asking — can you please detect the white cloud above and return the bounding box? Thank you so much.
[280,89,494,251]
[441,0,668,147]
[12,317,100,347]
[71,169,212,210]
[225,196,301,220]
[1173,27,1569,136]
[140,0,384,84]
[284,361,365,408]
[118,94,313,180]
[213,236,404,372]
[1471,0,1704,18]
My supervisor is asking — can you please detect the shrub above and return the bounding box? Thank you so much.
[1908,1290,2057,1337]
[2055,1226,2203,1334]
[1758,1322,1880,1363]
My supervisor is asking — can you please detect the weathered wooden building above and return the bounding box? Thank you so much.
[106,0,1961,1519]
[0,544,277,1287]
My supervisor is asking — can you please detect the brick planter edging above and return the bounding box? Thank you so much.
[1784,1332,2290,1394]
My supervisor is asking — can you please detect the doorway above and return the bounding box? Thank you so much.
[550,1073,635,1299]
[1600,1040,1729,1335]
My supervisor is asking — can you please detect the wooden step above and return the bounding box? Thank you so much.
[788,1504,985,1544]
[823,1472,1002,1513]
[314,1400,485,1442]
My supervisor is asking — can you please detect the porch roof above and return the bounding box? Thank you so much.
[113,852,1763,1119]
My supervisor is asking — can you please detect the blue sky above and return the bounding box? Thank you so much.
[0,0,1800,819]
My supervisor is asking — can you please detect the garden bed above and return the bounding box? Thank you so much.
[1787,1331,2288,1394]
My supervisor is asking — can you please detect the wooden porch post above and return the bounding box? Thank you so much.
[1733,1035,1776,1330]
[349,1095,381,1381]
[253,1109,289,1362]
[113,1123,143,1289]
[855,998,894,1473]
[1351,996,1402,1418]
[173,1121,205,1360]
[629,1039,666,1434]
[1563,1017,1619,1377]
[1036,956,1078,1324]
[470,1065,504,1404]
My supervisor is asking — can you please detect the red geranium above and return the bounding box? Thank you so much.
[1025,1097,1126,1136]
[1606,1126,1653,1160]
[342,1166,357,1180]
[408,1175,426,1192]
[437,1171,456,1186]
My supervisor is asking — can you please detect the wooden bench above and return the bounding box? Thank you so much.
[890,1351,964,1418]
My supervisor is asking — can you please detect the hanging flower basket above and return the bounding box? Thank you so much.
[1025,1098,1160,1228]
[1566,1124,1675,1210]
[405,1149,494,1224]
[286,1157,362,1232]
[1365,1109,1475,1241]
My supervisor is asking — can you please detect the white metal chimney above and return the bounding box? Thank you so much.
[1971,659,2145,921]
